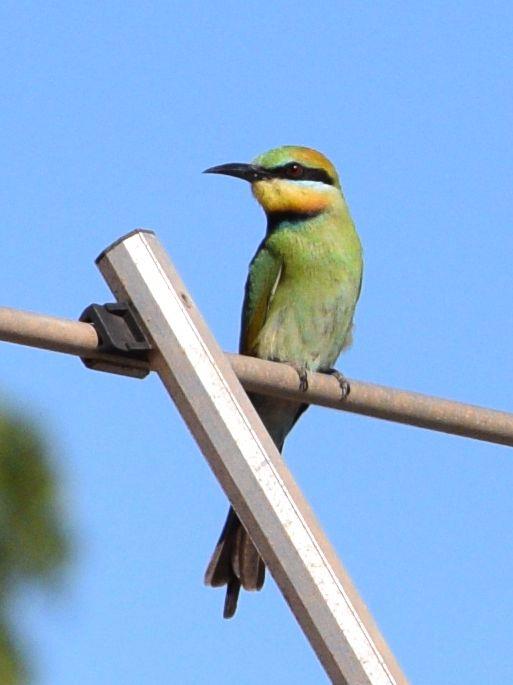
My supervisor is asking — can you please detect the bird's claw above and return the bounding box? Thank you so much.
[325,368,350,399]
[288,363,309,392]
[298,372,308,393]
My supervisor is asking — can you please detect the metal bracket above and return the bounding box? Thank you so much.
[79,302,152,379]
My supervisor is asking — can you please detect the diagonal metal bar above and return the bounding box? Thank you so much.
[94,229,408,685]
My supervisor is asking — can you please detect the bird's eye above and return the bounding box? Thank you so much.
[285,163,304,179]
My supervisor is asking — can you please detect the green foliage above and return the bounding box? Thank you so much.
[0,411,69,683]
[0,620,26,685]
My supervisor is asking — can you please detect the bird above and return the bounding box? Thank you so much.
[203,145,363,618]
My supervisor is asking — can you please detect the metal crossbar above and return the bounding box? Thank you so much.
[1,230,510,682]
[0,310,512,449]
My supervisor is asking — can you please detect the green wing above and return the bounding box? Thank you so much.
[239,242,283,355]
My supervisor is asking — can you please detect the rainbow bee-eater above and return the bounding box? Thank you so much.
[203,146,363,618]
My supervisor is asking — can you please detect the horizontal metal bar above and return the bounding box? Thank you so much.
[0,306,149,373]
[227,355,513,448]
[0,306,99,355]
[0,305,511,447]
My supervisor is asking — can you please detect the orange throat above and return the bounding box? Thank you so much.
[252,179,333,215]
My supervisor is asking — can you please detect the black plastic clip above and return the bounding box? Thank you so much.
[79,303,152,379]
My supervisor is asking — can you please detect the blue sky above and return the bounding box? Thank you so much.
[2,2,513,683]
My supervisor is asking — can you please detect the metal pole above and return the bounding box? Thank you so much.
[95,229,407,685]
[228,355,513,447]
[0,307,512,448]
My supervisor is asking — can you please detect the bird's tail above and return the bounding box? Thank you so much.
[204,506,265,618]
[204,393,307,618]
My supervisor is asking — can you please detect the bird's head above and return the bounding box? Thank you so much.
[204,146,343,216]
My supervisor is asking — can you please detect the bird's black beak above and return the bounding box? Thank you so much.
[203,163,271,183]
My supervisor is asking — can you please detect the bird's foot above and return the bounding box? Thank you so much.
[324,368,350,399]
[287,363,309,392]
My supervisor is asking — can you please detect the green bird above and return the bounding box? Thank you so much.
[203,145,363,618]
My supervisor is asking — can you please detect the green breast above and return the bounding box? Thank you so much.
[252,211,362,370]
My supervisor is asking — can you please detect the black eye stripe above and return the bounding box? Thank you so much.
[268,164,335,186]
